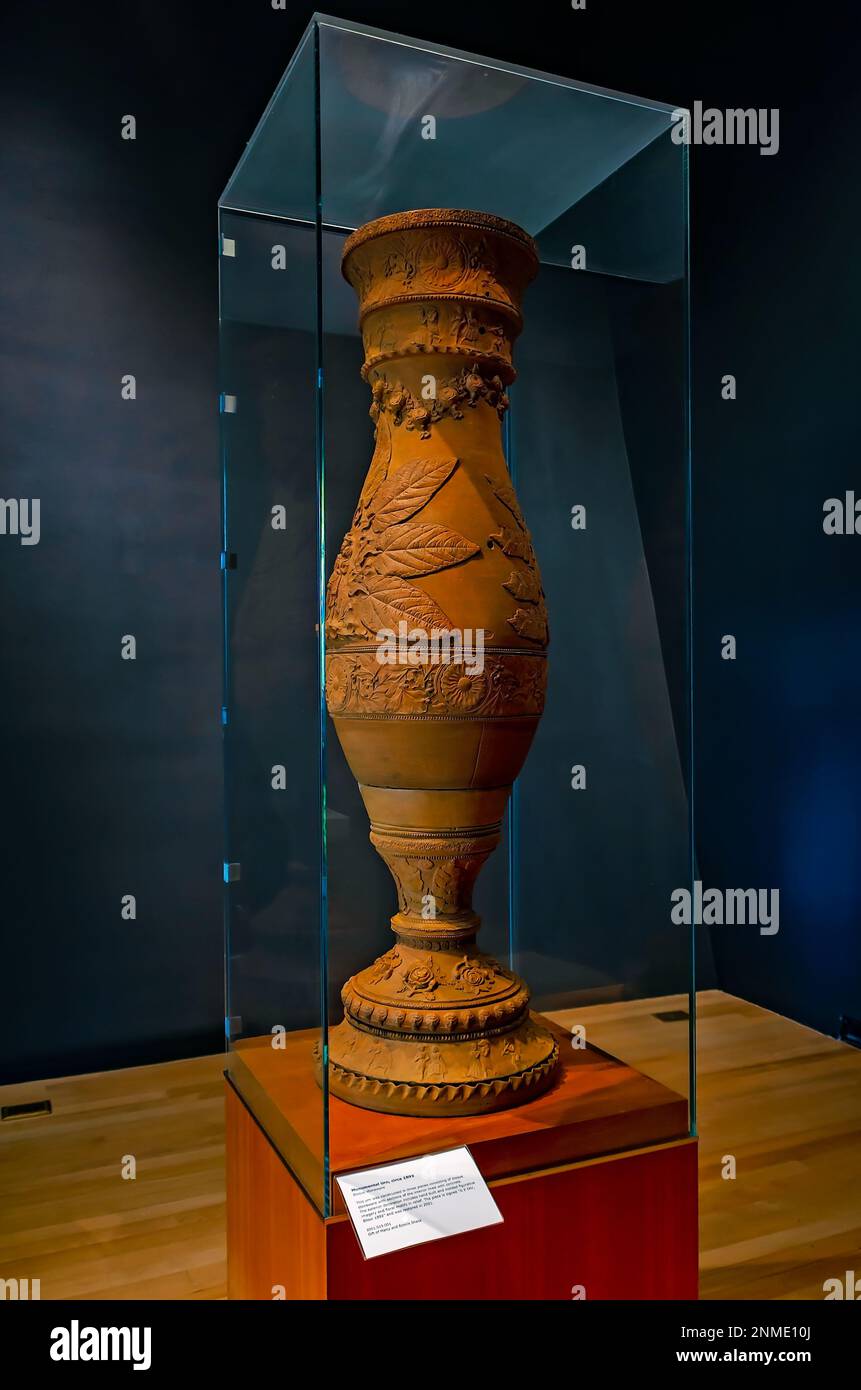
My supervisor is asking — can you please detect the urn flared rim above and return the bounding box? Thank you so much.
[341,207,539,272]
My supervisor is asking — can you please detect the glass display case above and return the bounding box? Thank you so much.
[219,12,693,1248]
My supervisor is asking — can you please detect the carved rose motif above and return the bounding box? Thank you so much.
[383,384,406,416]
[436,383,462,412]
[452,957,497,995]
[398,957,440,996]
[368,366,508,437]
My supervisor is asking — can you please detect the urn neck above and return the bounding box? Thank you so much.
[342,208,538,389]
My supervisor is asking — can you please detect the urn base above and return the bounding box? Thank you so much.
[322,1011,560,1118]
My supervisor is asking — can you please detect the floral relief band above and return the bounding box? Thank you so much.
[325,650,547,718]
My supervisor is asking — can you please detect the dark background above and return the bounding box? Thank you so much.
[1,0,858,1082]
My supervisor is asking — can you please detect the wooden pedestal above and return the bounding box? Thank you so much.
[226,1019,698,1300]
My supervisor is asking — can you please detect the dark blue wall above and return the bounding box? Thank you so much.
[692,33,861,1037]
[1,0,857,1082]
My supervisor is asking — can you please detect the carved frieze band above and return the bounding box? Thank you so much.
[328,1044,560,1107]
[343,934,531,1034]
[327,648,547,718]
[343,216,538,328]
[361,299,517,381]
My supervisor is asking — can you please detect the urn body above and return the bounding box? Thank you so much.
[324,209,559,1116]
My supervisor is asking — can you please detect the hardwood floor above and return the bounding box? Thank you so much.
[0,990,858,1300]
[695,990,861,1299]
[556,989,861,1300]
[0,1055,226,1299]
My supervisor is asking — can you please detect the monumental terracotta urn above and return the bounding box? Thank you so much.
[323,208,559,1116]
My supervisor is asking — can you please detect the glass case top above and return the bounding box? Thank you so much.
[220,12,683,263]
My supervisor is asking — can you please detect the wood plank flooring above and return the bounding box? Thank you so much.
[0,991,858,1299]
[0,1055,225,1299]
[555,989,861,1299]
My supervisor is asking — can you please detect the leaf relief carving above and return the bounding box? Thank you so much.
[488,526,534,562]
[359,412,393,512]
[503,568,542,604]
[508,607,548,644]
[375,522,480,578]
[353,573,452,635]
[328,453,483,641]
[485,472,528,531]
[370,457,458,530]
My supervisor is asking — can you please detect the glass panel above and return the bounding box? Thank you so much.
[511,240,693,1100]
[316,18,692,1130]
[220,27,329,1215]
[221,15,693,1216]
[221,25,317,222]
[316,20,674,255]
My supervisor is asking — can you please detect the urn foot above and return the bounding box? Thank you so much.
[323,1010,560,1119]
